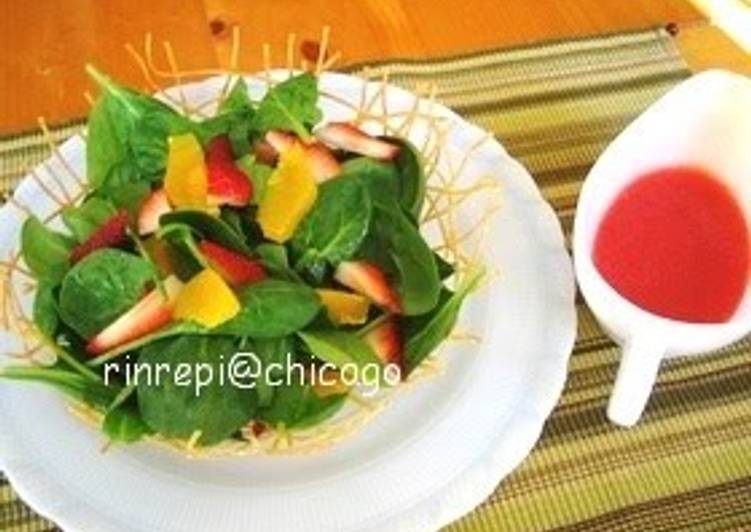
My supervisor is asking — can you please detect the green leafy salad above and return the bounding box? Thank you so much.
[1,66,482,450]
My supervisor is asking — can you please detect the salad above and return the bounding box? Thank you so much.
[0,66,482,451]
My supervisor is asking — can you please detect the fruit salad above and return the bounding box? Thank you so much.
[1,67,481,450]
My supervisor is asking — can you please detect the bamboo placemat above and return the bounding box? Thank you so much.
[2,27,751,532]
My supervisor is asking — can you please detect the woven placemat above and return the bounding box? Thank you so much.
[2,27,751,532]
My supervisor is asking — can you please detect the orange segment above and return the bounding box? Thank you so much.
[257,143,318,242]
[312,369,351,398]
[164,133,208,208]
[173,268,240,328]
[317,289,370,325]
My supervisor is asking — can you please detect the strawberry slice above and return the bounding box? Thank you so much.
[70,210,129,264]
[334,261,401,314]
[137,188,171,235]
[253,139,279,166]
[264,130,341,182]
[206,136,253,206]
[265,130,297,153]
[305,142,341,181]
[315,123,400,160]
[364,317,404,375]
[86,276,183,355]
[198,241,266,286]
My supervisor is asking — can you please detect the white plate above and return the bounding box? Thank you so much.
[0,72,576,531]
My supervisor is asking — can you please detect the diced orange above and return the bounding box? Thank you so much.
[173,268,240,328]
[257,143,318,242]
[164,133,208,208]
[312,369,351,398]
[317,289,370,325]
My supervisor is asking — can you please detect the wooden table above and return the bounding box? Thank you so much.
[1,0,750,134]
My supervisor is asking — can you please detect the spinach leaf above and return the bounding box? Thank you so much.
[96,159,151,216]
[20,216,74,285]
[220,207,263,248]
[160,210,251,255]
[59,249,154,338]
[44,320,110,384]
[236,155,272,204]
[297,330,381,370]
[298,261,329,286]
[255,243,289,269]
[258,378,346,429]
[291,177,372,272]
[402,266,484,374]
[52,321,110,381]
[250,73,322,140]
[106,382,137,412]
[220,208,244,237]
[219,78,254,156]
[249,336,294,408]
[360,203,441,315]
[342,148,425,220]
[86,98,128,189]
[62,197,117,242]
[33,282,59,338]
[254,243,301,282]
[103,406,154,444]
[434,251,455,280]
[341,157,400,208]
[192,78,255,155]
[86,95,127,190]
[85,65,190,188]
[293,393,347,429]
[157,223,206,280]
[137,336,257,446]
[0,365,118,409]
[383,136,426,219]
[191,114,232,147]
[217,280,321,338]
[130,112,187,178]
[220,77,252,115]
[131,231,166,295]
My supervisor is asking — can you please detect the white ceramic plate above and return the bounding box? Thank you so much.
[0,72,576,531]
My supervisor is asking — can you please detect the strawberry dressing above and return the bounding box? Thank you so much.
[593,166,749,323]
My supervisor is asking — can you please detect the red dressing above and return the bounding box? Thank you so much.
[593,167,749,323]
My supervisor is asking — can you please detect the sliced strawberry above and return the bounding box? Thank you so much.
[265,130,297,153]
[264,130,341,182]
[364,317,404,375]
[86,276,183,355]
[70,210,129,264]
[198,241,266,286]
[305,142,341,180]
[253,139,279,166]
[334,261,401,314]
[207,163,253,206]
[206,136,253,207]
[315,123,400,160]
[206,135,236,164]
[137,188,171,235]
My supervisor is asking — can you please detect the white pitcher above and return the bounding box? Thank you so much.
[573,70,751,427]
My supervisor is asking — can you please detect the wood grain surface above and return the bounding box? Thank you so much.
[0,0,748,134]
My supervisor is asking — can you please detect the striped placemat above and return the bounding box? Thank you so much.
[2,27,750,532]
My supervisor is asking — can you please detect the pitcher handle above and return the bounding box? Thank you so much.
[607,336,664,427]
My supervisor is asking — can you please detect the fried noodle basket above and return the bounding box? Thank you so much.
[0,27,502,457]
